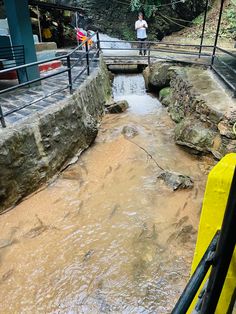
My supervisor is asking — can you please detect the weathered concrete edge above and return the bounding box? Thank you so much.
[168,67,236,159]
[0,57,112,212]
[144,61,236,159]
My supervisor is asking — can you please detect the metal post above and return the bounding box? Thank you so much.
[0,105,6,128]
[199,0,209,58]
[67,55,73,94]
[96,32,100,57]
[200,166,236,314]
[85,41,90,76]
[172,232,220,314]
[75,11,78,30]
[148,45,151,67]
[211,0,225,66]
[36,5,42,43]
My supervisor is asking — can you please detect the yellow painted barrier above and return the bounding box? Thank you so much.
[188,153,236,314]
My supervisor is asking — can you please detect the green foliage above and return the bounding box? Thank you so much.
[130,0,162,17]
[192,14,204,26]
[225,7,236,28]
[130,0,141,11]
[122,26,136,40]
[222,1,236,38]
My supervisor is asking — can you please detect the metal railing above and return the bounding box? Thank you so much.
[100,39,236,96]
[211,47,236,97]
[1,34,236,128]
[0,45,25,70]
[172,167,236,313]
[0,32,100,128]
[100,40,213,67]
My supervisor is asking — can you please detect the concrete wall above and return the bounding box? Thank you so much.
[0,58,111,212]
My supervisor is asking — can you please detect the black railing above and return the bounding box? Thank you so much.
[211,47,236,97]
[0,32,100,128]
[1,34,236,128]
[172,167,236,313]
[100,39,236,96]
[0,45,25,70]
[100,40,213,66]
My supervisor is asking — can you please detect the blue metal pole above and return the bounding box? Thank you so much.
[4,0,40,83]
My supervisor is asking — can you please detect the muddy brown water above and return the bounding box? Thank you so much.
[0,74,215,313]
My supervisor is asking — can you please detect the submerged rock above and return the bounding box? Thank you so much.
[158,170,194,191]
[122,125,139,138]
[0,238,14,249]
[106,100,129,113]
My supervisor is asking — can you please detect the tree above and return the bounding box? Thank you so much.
[130,0,162,17]
[130,0,189,18]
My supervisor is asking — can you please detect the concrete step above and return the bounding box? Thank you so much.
[37,50,57,61]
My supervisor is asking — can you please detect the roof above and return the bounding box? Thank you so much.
[28,0,83,12]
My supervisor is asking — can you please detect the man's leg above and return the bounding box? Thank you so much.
[137,38,142,55]
[142,38,147,55]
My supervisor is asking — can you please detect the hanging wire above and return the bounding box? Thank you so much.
[158,13,194,23]
[157,11,192,28]
[112,0,190,8]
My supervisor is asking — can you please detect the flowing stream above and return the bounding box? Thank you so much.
[0,73,215,313]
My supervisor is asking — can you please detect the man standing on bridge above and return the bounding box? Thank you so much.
[135,12,148,56]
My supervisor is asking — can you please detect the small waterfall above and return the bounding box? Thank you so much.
[99,33,131,50]
[112,74,146,97]
[112,73,161,115]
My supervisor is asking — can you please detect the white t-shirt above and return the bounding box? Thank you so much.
[135,19,148,39]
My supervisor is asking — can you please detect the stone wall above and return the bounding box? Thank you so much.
[0,57,111,212]
[144,62,236,159]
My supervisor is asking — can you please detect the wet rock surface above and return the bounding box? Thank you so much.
[143,63,172,92]
[157,171,194,191]
[121,125,139,138]
[174,118,216,154]
[106,100,129,113]
[145,62,236,159]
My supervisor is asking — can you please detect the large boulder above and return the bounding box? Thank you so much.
[174,118,217,154]
[143,62,173,92]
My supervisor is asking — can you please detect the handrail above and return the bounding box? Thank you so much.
[215,46,236,58]
[1,33,236,128]
[99,39,214,49]
[0,45,25,69]
[0,32,98,75]
[172,231,220,314]
[100,39,235,96]
[0,31,100,128]
[101,47,212,57]
[172,167,236,313]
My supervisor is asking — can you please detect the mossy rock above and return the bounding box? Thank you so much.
[174,118,216,154]
[159,87,172,107]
